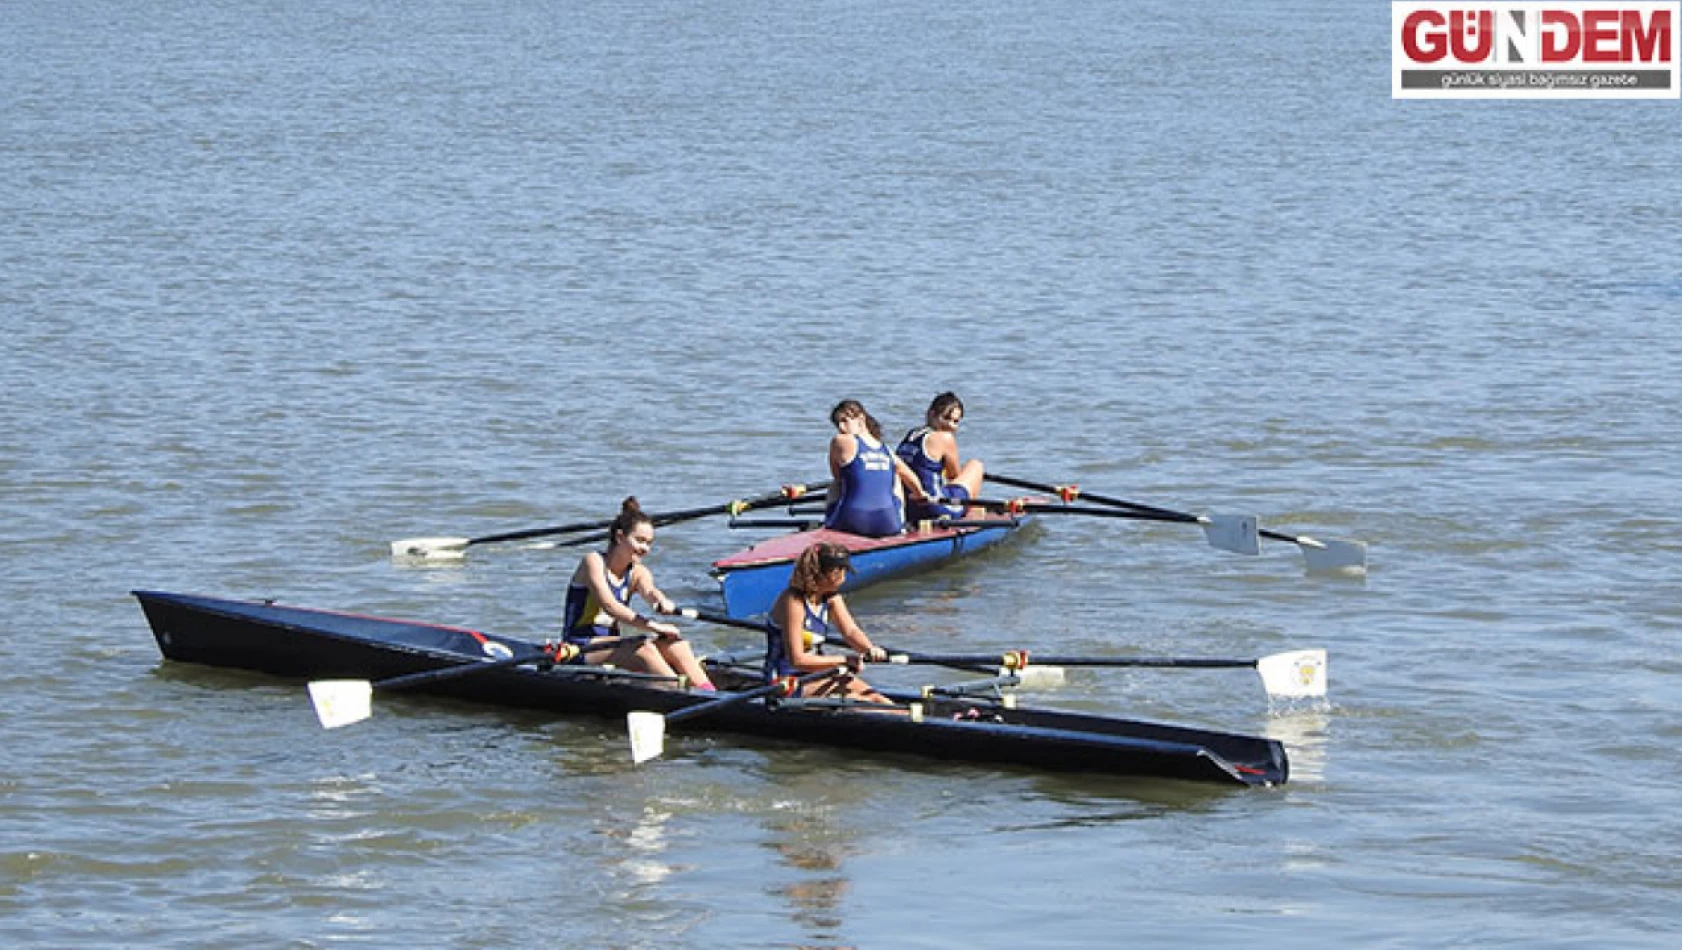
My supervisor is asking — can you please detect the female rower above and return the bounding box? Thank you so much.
[765,543,890,703]
[562,497,714,690]
[822,399,926,537]
[896,391,985,525]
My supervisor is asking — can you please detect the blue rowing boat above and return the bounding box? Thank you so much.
[709,514,1027,618]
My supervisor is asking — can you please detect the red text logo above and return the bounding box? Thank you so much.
[1394,2,1680,97]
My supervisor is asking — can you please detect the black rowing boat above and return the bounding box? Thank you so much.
[133,590,1288,787]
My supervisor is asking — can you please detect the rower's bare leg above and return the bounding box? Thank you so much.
[658,639,714,690]
[845,678,895,706]
[591,641,680,680]
[632,641,680,679]
[955,459,985,517]
[812,674,897,708]
[584,639,654,670]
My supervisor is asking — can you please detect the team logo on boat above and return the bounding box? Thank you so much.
[482,640,514,659]
[1392,2,1680,98]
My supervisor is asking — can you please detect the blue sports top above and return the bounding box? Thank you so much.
[897,426,968,520]
[824,435,903,537]
[764,594,830,682]
[896,426,946,497]
[562,556,633,645]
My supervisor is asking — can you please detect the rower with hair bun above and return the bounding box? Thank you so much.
[563,496,715,690]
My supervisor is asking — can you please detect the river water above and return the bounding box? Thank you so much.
[4,0,1680,946]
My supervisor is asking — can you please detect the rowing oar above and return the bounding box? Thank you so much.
[963,497,1189,523]
[676,607,771,633]
[628,666,847,764]
[390,482,830,559]
[307,635,648,729]
[679,608,1052,687]
[987,473,1366,573]
[883,647,1327,700]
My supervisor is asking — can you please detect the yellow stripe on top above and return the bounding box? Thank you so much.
[562,561,635,644]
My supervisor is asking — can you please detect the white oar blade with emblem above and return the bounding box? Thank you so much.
[308,680,374,729]
[1255,650,1327,700]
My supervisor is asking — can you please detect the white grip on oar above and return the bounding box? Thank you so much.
[1254,650,1328,699]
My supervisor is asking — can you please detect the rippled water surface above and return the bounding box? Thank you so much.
[4,1,1680,946]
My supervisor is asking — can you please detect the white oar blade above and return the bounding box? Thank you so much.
[1012,666,1067,690]
[1202,514,1260,556]
[1255,650,1327,700]
[1300,537,1368,575]
[308,680,374,729]
[627,711,667,764]
[389,537,469,560]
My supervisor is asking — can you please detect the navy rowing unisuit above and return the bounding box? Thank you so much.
[561,559,632,645]
[763,595,831,687]
[824,434,902,536]
[896,425,970,521]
